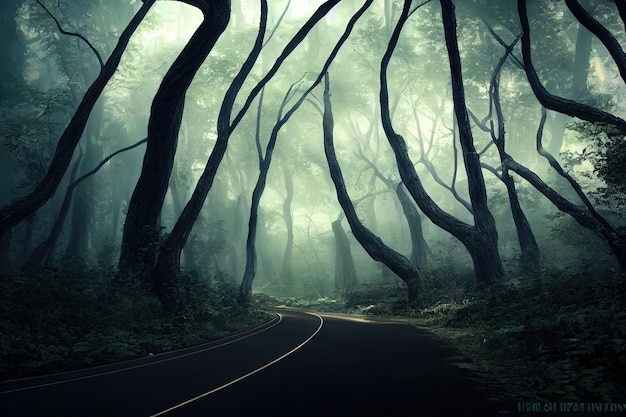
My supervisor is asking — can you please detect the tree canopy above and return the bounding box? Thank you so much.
[1,0,625,305]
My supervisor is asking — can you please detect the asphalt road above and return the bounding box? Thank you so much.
[1,308,511,416]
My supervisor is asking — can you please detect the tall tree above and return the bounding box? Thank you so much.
[382,0,504,285]
[0,0,156,240]
[119,0,231,275]
[237,0,371,307]
[324,72,423,305]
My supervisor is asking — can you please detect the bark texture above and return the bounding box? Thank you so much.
[119,0,231,276]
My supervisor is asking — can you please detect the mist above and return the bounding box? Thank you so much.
[1,0,625,411]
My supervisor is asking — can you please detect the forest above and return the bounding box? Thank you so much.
[1,0,625,408]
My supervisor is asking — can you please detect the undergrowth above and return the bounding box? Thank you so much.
[438,268,626,404]
[0,266,270,381]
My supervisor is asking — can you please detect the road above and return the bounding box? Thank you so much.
[1,308,510,416]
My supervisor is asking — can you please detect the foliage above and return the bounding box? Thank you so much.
[566,121,626,210]
[0,265,270,381]
[427,269,626,403]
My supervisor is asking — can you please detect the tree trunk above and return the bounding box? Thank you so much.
[502,172,540,271]
[396,183,427,270]
[152,0,349,306]
[238,84,310,307]
[26,148,84,271]
[517,0,626,134]
[505,156,626,272]
[0,0,156,240]
[331,218,358,291]
[381,0,503,285]
[237,0,369,307]
[488,36,541,272]
[565,0,626,83]
[119,0,231,276]
[324,73,423,305]
[280,165,294,291]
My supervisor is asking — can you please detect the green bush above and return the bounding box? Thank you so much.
[0,266,270,381]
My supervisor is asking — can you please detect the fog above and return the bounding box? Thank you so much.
[2,0,626,406]
[1,0,625,299]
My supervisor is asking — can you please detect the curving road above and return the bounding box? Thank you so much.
[1,308,509,416]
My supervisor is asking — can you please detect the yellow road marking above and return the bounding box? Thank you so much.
[150,311,324,416]
[0,314,282,395]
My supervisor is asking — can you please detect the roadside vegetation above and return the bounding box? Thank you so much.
[0,263,270,381]
[2,261,624,406]
[261,267,626,404]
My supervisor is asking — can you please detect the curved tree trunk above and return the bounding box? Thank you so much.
[565,0,626,83]
[506,156,626,272]
[0,0,155,240]
[489,36,541,271]
[237,0,374,308]
[517,0,626,134]
[324,73,423,305]
[152,2,267,307]
[381,0,503,285]
[153,1,351,308]
[119,0,231,276]
[237,80,312,307]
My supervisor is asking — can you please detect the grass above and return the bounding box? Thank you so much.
[262,268,626,405]
[0,265,271,381]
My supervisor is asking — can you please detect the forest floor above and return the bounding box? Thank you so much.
[0,266,270,381]
[264,268,626,406]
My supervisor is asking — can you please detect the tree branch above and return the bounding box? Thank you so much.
[36,0,104,68]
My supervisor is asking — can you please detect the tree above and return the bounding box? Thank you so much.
[331,215,358,291]
[324,72,423,305]
[513,0,626,271]
[381,0,504,285]
[0,0,156,240]
[118,0,231,275]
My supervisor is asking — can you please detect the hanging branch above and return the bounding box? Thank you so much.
[517,0,626,134]
[35,0,104,68]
